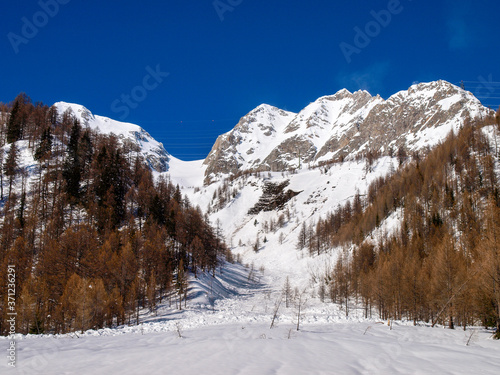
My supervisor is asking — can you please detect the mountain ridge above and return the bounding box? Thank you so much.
[48,80,493,187]
[203,80,492,183]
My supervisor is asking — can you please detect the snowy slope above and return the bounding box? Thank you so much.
[183,157,396,291]
[167,157,206,188]
[54,102,171,172]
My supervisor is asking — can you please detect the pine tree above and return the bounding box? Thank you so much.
[6,93,31,143]
[176,259,187,310]
[62,120,82,201]
[397,145,407,166]
[88,278,108,329]
[34,127,53,162]
[16,191,26,229]
[106,287,124,327]
[4,142,19,199]
[78,129,94,197]
[431,233,466,329]
[173,184,182,203]
[253,236,260,252]
[60,273,89,333]
[297,222,307,250]
[19,283,37,334]
[6,101,22,143]
[93,140,129,229]
[191,235,204,276]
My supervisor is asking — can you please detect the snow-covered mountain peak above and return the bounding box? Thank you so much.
[202,104,297,183]
[234,103,295,133]
[315,88,371,103]
[54,102,171,172]
[250,103,285,114]
[408,79,457,94]
[389,80,478,107]
[329,88,353,100]
[201,80,492,183]
[54,102,95,125]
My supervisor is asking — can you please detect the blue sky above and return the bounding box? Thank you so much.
[1,0,499,160]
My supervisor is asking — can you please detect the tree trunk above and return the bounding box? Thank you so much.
[448,303,454,329]
[496,297,500,338]
[8,177,13,200]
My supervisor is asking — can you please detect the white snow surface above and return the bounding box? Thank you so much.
[177,157,397,290]
[7,323,500,375]
[167,157,206,188]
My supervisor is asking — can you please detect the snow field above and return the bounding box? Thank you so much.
[6,321,499,375]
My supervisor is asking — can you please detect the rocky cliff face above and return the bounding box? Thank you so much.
[203,104,296,181]
[203,81,491,183]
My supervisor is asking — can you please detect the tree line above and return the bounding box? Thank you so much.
[320,112,500,336]
[0,93,229,335]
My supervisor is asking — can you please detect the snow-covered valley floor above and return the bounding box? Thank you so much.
[3,262,499,375]
[12,322,500,375]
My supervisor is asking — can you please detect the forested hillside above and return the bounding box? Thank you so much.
[324,113,500,336]
[0,94,229,335]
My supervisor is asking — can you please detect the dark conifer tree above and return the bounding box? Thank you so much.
[6,100,22,143]
[63,120,83,201]
[34,127,53,162]
[16,191,26,230]
[4,141,19,199]
[6,93,31,143]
